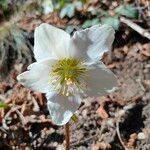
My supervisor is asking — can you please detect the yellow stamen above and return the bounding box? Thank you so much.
[50,58,87,96]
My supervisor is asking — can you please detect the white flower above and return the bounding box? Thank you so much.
[17,23,117,125]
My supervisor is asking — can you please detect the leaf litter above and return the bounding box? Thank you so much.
[0,0,150,149]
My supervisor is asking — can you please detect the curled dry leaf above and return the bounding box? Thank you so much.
[126,133,137,150]
[141,49,150,57]
[96,96,110,105]
[96,105,109,119]
[107,63,117,69]
[91,142,111,150]
[143,80,150,86]
[0,82,10,93]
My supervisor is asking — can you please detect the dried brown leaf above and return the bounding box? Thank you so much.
[143,80,150,86]
[126,133,137,150]
[91,142,111,150]
[0,82,9,93]
[96,106,109,119]
[141,50,150,57]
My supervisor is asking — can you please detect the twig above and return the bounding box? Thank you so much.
[21,102,27,114]
[71,132,99,147]
[120,17,150,40]
[98,120,106,141]
[65,123,70,150]
[2,106,21,129]
[0,127,9,135]
[32,97,40,112]
[116,117,127,150]
[71,122,105,147]
[15,109,27,125]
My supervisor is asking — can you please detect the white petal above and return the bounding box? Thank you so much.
[85,62,117,96]
[17,58,57,93]
[70,24,115,61]
[46,93,81,125]
[34,23,71,61]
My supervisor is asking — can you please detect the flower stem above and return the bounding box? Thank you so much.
[65,122,70,150]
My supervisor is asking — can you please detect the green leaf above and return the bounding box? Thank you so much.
[59,6,68,18]
[55,0,65,8]
[60,4,75,18]
[101,16,120,30]
[80,0,88,4]
[82,20,92,28]
[42,0,54,14]
[82,18,100,29]
[1,0,9,10]
[115,5,138,19]
[0,101,8,109]
[91,18,100,25]
[67,5,75,18]
[75,1,82,10]
[65,25,75,34]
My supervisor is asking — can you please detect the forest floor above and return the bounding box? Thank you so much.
[0,1,150,150]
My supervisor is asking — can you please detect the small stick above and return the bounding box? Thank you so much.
[120,17,150,40]
[65,122,70,150]
[116,118,127,150]
[15,109,27,125]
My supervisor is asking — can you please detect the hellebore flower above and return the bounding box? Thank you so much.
[17,23,117,125]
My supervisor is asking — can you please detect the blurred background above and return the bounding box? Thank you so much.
[0,0,150,149]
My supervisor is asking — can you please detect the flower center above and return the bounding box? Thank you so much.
[51,58,87,96]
